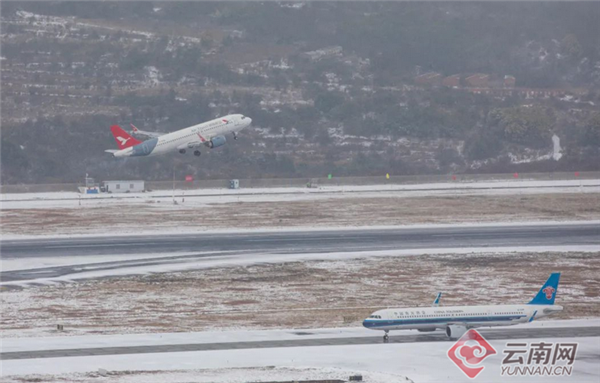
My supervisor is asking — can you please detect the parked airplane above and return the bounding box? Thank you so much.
[363,273,562,342]
[105,114,252,158]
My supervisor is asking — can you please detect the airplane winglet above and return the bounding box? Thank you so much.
[432,292,442,307]
[529,310,538,322]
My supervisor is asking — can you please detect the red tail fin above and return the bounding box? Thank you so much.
[111,125,141,149]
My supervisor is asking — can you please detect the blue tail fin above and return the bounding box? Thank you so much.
[528,273,560,305]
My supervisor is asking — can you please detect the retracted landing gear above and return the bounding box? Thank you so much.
[233,132,238,140]
[383,331,389,343]
[179,149,186,154]
[194,150,201,157]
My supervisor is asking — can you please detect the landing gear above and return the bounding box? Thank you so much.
[194,150,201,157]
[233,132,238,140]
[383,331,389,343]
[179,149,186,154]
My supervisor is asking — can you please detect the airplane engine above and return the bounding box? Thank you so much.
[205,135,226,148]
[446,324,468,340]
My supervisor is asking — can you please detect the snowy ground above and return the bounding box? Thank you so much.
[2,244,600,287]
[2,250,598,338]
[3,179,600,209]
[0,367,411,383]
[2,180,599,238]
[2,323,599,382]
[4,318,599,353]
[2,337,598,382]
[2,181,598,382]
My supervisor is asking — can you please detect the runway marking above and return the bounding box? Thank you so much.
[431,232,538,238]
[247,237,348,243]
[44,243,160,249]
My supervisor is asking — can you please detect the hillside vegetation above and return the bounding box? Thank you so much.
[1,2,599,183]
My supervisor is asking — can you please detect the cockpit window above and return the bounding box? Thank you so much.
[241,116,246,120]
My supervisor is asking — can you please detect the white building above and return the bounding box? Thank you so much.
[103,180,145,193]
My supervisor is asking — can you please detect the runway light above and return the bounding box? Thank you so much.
[513,172,519,178]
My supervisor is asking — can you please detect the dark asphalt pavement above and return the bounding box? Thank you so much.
[1,326,598,360]
[1,223,598,283]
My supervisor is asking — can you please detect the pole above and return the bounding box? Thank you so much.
[172,165,175,204]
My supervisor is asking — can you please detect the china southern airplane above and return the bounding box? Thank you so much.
[105,114,252,158]
[363,273,562,342]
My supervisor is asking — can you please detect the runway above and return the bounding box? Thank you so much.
[2,326,598,360]
[1,223,599,283]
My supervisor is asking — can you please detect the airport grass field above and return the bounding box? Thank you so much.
[2,180,600,237]
[2,250,599,338]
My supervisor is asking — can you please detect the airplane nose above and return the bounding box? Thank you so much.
[246,117,252,125]
[362,319,370,328]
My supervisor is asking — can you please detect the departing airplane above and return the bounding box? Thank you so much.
[105,114,252,158]
[363,273,562,342]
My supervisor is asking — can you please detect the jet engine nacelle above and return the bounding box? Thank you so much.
[446,324,468,340]
[205,135,226,149]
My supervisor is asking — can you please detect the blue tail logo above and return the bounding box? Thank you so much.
[528,273,560,305]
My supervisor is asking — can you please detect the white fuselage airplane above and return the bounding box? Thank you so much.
[106,114,252,158]
[363,273,562,341]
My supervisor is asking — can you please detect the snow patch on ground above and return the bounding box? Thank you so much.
[0,251,218,272]
[3,245,599,288]
[3,179,599,207]
[552,134,563,161]
[1,366,411,383]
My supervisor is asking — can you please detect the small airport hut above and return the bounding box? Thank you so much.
[229,179,240,189]
[103,180,145,193]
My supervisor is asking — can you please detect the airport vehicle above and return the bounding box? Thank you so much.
[105,114,252,158]
[363,273,562,342]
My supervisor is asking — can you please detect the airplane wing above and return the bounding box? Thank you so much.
[105,149,119,154]
[130,124,162,138]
